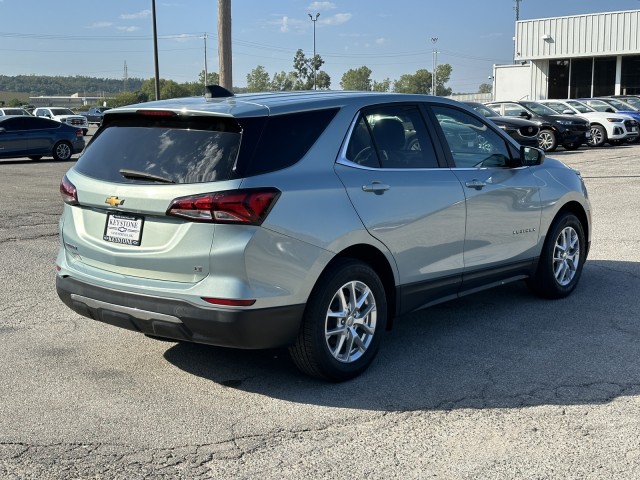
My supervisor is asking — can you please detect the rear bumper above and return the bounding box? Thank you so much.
[56,275,304,349]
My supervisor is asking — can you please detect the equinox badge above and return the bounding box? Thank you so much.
[105,196,125,207]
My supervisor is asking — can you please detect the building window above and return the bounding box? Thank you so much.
[570,58,593,98]
[621,55,640,95]
[548,59,570,99]
[593,57,616,97]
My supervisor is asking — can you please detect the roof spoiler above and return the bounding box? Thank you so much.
[205,85,234,99]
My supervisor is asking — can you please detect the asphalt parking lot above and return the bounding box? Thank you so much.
[1,134,639,479]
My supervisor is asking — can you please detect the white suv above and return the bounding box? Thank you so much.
[33,107,89,135]
[539,99,638,147]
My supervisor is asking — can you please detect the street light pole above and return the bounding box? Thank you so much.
[308,13,320,90]
[201,32,208,93]
[431,37,438,96]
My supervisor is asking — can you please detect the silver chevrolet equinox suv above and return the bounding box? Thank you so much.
[56,88,591,381]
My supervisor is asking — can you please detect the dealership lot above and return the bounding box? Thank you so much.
[1,140,639,478]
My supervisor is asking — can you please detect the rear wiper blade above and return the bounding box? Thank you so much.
[119,169,175,184]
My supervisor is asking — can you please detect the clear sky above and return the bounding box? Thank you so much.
[1,0,639,93]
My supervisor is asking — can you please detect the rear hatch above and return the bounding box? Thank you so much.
[60,109,249,283]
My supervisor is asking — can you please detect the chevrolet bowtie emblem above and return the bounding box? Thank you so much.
[105,196,125,207]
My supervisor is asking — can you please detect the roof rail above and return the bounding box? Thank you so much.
[205,85,234,99]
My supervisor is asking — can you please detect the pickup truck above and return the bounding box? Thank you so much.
[77,106,111,125]
[33,107,90,135]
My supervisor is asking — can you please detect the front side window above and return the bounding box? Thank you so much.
[345,105,439,169]
[502,103,529,117]
[431,105,513,169]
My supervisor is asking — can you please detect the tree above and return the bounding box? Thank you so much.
[372,78,391,92]
[110,91,148,108]
[271,71,298,91]
[393,69,432,94]
[141,78,191,100]
[434,64,453,96]
[340,66,372,91]
[478,82,493,94]
[246,66,271,92]
[291,49,329,90]
[199,70,220,86]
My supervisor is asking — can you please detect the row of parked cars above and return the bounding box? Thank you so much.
[465,95,640,152]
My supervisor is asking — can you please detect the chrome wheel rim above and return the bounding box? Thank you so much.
[324,280,377,363]
[538,131,554,151]
[553,226,580,286]
[56,143,71,160]
[589,127,603,146]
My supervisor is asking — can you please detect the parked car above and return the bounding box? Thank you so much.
[0,115,85,161]
[608,95,640,109]
[77,106,111,125]
[463,102,540,146]
[33,107,89,136]
[485,100,591,152]
[577,98,640,143]
[538,99,638,146]
[0,107,31,116]
[56,90,591,381]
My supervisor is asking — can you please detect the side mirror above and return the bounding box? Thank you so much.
[519,111,532,120]
[606,108,615,113]
[0,127,5,133]
[562,109,575,115]
[521,145,544,166]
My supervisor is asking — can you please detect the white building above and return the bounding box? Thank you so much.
[493,9,640,101]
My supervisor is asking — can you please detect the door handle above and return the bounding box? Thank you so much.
[362,182,390,194]
[465,179,486,190]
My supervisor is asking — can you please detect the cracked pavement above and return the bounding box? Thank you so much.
[1,142,639,479]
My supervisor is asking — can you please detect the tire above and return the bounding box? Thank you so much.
[538,129,557,152]
[289,259,387,381]
[528,212,586,299]
[588,124,606,147]
[52,141,72,161]
[563,142,580,151]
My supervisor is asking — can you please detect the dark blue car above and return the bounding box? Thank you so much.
[0,115,85,161]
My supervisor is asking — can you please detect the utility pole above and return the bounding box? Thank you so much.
[151,0,161,100]
[308,13,320,90]
[218,0,232,90]
[123,60,128,93]
[431,37,438,96]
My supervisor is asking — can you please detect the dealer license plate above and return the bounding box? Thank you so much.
[103,212,144,246]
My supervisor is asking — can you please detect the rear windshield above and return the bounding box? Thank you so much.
[73,108,339,184]
[74,114,243,184]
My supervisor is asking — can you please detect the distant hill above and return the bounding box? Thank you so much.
[0,75,144,96]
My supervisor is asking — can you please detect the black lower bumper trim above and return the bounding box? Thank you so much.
[56,276,305,349]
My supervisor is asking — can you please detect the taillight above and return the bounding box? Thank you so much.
[75,129,83,136]
[60,175,79,205]
[166,188,280,224]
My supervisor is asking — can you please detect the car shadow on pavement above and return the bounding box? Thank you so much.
[163,259,640,411]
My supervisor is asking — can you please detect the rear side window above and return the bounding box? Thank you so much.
[239,108,339,176]
[74,115,243,184]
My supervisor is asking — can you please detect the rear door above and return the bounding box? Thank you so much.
[335,104,466,312]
